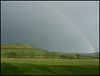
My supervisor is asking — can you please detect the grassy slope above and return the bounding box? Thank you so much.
[1,43,99,75]
[1,43,76,57]
[1,59,99,75]
[1,49,75,55]
[1,43,39,49]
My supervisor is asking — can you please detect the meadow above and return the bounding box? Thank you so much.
[1,49,76,56]
[1,43,99,75]
[1,59,99,75]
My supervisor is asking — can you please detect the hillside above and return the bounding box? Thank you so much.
[1,43,76,57]
[1,43,39,50]
[1,43,97,59]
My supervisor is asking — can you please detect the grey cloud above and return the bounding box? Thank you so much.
[1,1,99,53]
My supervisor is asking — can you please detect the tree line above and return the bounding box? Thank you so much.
[3,51,99,59]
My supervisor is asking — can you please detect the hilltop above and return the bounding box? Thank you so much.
[1,43,40,50]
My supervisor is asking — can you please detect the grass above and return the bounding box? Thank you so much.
[1,43,95,58]
[1,43,99,75]
[1,43,37,49]
[1,49,76,57]
[1,59,99,75]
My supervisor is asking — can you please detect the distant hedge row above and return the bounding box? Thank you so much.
[3,51,99,59]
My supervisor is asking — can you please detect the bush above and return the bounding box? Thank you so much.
[60,55,68,59]
[29,51,35,58]
[4,52,17,58]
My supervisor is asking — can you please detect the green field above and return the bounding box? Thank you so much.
[1,59,99,75]
[1,49,76,56]
[1,43,95,57]
[1,43,99,75]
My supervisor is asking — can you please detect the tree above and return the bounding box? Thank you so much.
[11,52,17,58]
[51,52,56,59]
[60,55,67,59]
[80,55,87,59]
[69,55,76,59]
[17,51,26,58]
[76,54,81,59]
[89,55,95,59]
[4,52,17,58]
[29,51,35,58]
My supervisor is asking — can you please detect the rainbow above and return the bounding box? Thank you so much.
[44,2,96,54]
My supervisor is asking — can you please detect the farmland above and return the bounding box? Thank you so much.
[1,59,99,75]
[1,43,97,59]
[1,43,99,75]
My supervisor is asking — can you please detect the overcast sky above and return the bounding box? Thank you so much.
[1,1,99,53]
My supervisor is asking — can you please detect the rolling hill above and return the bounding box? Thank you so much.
[1,43,76,57]
[1,43,39,50]
[1,43,97,58]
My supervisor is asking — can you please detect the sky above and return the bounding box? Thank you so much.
[1,1,99,53]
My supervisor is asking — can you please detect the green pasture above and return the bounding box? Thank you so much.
[1,49,75,57]
[1,59,99,75]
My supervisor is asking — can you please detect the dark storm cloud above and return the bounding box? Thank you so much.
[1,1,99,53]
